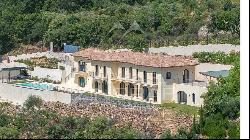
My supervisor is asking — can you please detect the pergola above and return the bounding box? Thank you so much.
[0,62,28,82]
[199,70,230,81]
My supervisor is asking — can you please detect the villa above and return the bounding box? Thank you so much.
[72,48,208,106]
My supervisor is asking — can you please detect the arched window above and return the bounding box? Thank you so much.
[120,82,125,95]
[183,69,190,83]
[95,81,98,92]
[192,93,195,104]
[102,81,108,94]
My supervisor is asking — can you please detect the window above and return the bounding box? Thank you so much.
[129,67,133,79]
[103,66,107,77]
[166,72,171,79]
[143,71,147,83]
[120,82,125,95]
[79,61,86,72]
[95,81,98,92]
[153,90,157,102]
[95,65,99,76]
[79,77,85,87]
[153,72,157,84]
[183,69,189,83]
[122,67,125,78]
[136,69,139,80]
[192,93,195,104]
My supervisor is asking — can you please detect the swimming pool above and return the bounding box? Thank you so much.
[16,83,54,91]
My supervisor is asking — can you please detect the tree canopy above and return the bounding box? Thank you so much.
[0,0,240,54]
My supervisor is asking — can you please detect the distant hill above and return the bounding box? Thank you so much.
[0,0,240,54]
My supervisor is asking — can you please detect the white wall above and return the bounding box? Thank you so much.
[160,66,196,103]
[172,83,207,107]
[29,67,62,82]
[0,84,72,105]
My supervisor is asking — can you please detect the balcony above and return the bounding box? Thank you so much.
[92,72,108,81]
[141,78,158,87]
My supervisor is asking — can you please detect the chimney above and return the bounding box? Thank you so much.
[50,42,53,52]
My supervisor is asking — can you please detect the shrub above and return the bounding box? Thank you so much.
[160,129,174,139]
[0,114,11,127]
[24,95,43,110]
[47,124,70,139]
[228,122,240,139]
[203,114,228,139]
[0,127,20,139]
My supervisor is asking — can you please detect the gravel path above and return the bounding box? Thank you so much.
[149,44,240,56]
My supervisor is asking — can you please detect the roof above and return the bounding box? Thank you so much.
[64,45,80,53]
[199,70,230,78]
[73,48,199,68]
[0,62,28,71]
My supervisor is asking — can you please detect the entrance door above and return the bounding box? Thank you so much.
[143,87,149,101]
[79,77,85,87]
[177,91,187,104]
[95,81,98,92]
[102,81,108,94]
[128,83,134,96]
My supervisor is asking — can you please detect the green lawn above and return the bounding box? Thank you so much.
[158,103,199,116]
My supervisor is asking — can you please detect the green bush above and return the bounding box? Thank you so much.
[203,114,228,139]
[228,122,240,139]
[0,127,20,139]
[47,124,70,139]
[192,52,240,65]
[24,95,43,110]
[160,129,174,139]
[0,114,12,127]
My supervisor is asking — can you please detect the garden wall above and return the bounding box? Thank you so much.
[29,66,62,82]
[0,83,72,105]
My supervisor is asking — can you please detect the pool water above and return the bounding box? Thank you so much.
[16,83,54,91]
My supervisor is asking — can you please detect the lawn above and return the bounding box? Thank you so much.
[158,103,199,116]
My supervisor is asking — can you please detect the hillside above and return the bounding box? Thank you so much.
[0,0,240,54]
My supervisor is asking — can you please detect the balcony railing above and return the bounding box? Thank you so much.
[181,80,208,87]
[141,79,159,86]
[92,72,108,80]
[111,75,158,85]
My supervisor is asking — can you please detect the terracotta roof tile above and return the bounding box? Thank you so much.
[73,48,199,68]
